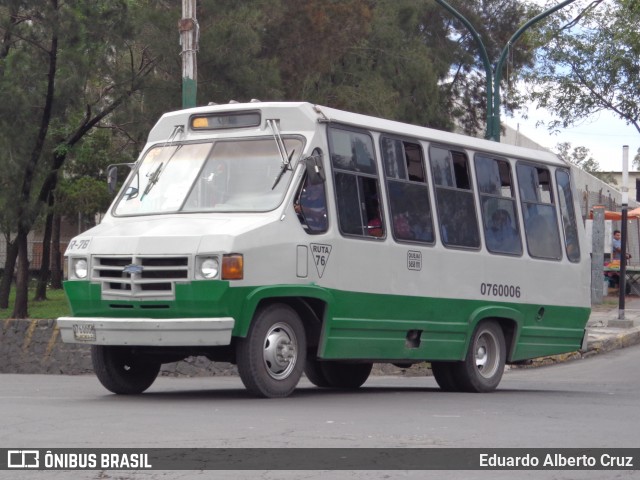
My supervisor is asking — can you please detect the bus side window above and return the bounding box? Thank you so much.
[329,127,385,238]
[474,155,522,255]
[429,145,480,248]
[381,137,434,243]
[516,163,562,260]
[294,174,328,234]
[556,169,581,262]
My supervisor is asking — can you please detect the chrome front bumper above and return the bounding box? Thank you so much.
[56,317,235,346]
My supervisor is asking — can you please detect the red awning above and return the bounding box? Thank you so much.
[590,207,640,220]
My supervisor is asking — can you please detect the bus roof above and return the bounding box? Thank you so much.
[151,101,566,167]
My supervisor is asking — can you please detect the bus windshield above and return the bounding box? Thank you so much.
[113,137,303,216]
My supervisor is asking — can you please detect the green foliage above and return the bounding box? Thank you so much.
[522,0,640,136]
[438,0,538,134]
[555,141,600,172]
[0,285,70,320]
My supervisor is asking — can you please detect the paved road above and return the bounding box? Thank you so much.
[1,345,639,480]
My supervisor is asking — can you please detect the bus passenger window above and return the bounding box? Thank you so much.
[294,174,328,234]
[330,127,385,238]
[429,146,480,248]
[556,169,581,262]
[516,164,562,260]
[381,137,434,243]
[475,155,522,255]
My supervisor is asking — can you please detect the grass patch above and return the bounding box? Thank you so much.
[0,286,70,320]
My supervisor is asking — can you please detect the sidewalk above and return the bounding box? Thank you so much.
[585,295,640,356]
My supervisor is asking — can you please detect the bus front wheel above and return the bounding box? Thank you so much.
[237,304,307,398]
[91,345,160,395]
[319,361,372,389]
[457,320,506,392]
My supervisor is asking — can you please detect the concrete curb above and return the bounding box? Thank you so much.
[2,318,639,376]
[0,319,237,377]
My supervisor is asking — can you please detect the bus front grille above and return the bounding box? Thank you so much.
[92,256,189,300]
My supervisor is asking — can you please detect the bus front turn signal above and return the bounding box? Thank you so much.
[222,254,243,280]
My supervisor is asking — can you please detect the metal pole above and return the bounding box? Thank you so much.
[180,0,198,108]
[434,0,494,140]
[491,0,578,141]
[619,145,630,319]
[591,206,605,305]
[435,0,578,142]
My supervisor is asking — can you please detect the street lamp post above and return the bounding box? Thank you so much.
[619,145,630,320]
[179,0,198,108]
[435,0,578,142]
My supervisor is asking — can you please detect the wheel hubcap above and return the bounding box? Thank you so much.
[474,330,499,378]
[263,322,298,380]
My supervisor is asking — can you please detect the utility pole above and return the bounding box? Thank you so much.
[179,0,198,108]
[618,145,630,320]
[435,0,577,142]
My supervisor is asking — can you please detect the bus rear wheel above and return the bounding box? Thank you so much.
[456,320,506,392]
[237,304,307,398]
[319,361,372,389]
[304,352,331,388]
[431,361,463,392]
[91,345,160,394]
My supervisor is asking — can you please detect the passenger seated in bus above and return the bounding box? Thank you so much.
[294,177,328,232]
[366,198,384,237]
[393,212,413,240]
[485,209,519,253]
[412,211,434,242]
[526,213,560,259]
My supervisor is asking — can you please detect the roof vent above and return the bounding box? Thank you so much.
[250,98,261,103]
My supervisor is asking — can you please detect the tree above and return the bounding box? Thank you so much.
[0,0,157,316]
[555,141,617,186]
[436,0,539,135]
[522,0,640,136]
[633,147,640,171]
[555,141,600,173]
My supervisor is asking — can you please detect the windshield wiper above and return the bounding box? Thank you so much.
[141,162,163,199]
[267,119,294,190]
[271,149,295,190]
[139,125,183,200]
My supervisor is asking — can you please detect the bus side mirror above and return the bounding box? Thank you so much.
[107,165,118,195]
[304,156,325,185]
[107,163,135,196]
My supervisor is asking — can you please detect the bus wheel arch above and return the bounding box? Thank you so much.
[432,317,515,393]
[236,302,307,398]
[457,319,507,392]
[251,296,331,388]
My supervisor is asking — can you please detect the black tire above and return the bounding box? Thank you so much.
[304,352,331,388]
[319,361,372,389]
[91,345,160,395]
[455,320,506,393]
[431,361,463,392]
[237,304,307,398]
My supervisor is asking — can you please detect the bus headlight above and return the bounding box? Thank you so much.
[72,258,88,279]
[200,257,220,279]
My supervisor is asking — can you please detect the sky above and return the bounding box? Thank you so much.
[508,0,640,172]
[503,108,639,172]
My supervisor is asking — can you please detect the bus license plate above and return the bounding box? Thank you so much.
[72,324,96,342]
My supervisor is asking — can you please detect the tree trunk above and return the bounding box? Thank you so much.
[0,239,18,309]
[11,231,29,319]
[34,195,55,301]
[51,213,63,289]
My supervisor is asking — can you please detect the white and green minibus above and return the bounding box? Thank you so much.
[57,101,591,398]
